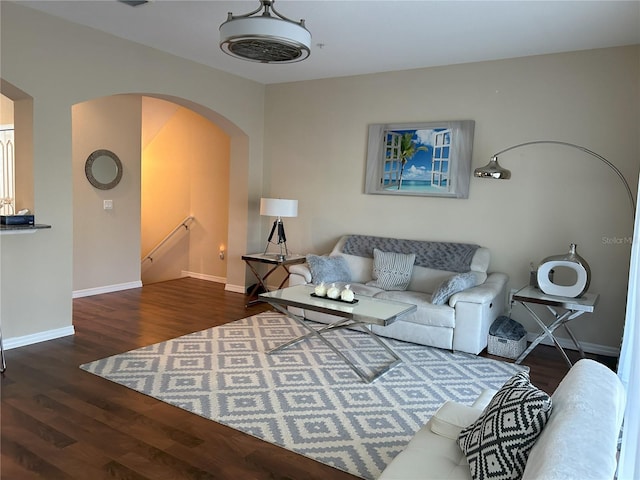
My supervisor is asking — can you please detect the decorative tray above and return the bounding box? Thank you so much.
[310,293,359,304]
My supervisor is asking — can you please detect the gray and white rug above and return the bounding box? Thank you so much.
[80,312,525,479]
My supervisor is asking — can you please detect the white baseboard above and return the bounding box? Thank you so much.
[72,281,143,298]
[4,325,75,350]
[181,271,226,284]
[526,332,620,358]
[225,283,247,294]
[180,271,247,294]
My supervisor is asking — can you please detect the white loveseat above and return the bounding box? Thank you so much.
[378,358,626,480]
[288,234,508,355]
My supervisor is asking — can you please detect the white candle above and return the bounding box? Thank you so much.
[341,285,355,302]
[314,282,327,296]
[327,283,340,299]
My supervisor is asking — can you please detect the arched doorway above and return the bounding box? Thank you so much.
[72,94,250,296]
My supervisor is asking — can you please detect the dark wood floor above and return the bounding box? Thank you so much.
[1,277,617,479]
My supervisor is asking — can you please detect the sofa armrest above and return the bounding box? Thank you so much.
[450,272,509,354]
[430,401,484,439]
[289,263,312,285]
[522,359,626,480]
[448,272,508,307]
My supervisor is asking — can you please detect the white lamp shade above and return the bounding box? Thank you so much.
[260,198,298,218]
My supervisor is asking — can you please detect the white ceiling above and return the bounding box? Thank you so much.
[19,0,640,85]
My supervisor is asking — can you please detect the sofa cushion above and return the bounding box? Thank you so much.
[378,420,472,480]
[349,283,385,297]
[431,272,477,305]
[375,290,456,328]
[329,236,374,284]
[306,254,351,284]
[457,371,552,480]
[366,248,416,291]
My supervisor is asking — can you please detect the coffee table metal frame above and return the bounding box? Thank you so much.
[259,284,417,383]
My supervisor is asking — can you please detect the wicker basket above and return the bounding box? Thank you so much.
[487,316,527,359]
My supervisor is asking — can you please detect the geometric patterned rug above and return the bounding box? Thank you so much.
[80,312,526,479]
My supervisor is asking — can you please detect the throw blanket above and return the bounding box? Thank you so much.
[343,235,480,273]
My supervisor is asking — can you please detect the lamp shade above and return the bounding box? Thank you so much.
[473,156,511,179]
[260,198,298,217]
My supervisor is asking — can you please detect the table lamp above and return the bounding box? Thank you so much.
[260,197,298,259]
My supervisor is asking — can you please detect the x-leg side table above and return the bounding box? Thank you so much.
[242,253,306,307]
[512,286,599,367]
[260,285,416,383]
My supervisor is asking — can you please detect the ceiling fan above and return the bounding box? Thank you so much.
[219,0,311,64]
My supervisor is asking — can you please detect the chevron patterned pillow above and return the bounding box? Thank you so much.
[366,248,416,291]
[457,371,552,480]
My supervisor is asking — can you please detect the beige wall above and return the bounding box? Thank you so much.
[1,3,264,343]
[142,103,230,284]
[1,1,638,355]
[264,46,639,353]
[73,95,142,292]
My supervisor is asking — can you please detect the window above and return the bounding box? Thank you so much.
[0,126,15,214]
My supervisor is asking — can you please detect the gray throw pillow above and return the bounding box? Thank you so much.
[306,254,351,284]
[431,272,476,305]
[457,371,552,480]
[366,248,416,291]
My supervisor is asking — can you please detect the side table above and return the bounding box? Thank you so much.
[512,285,599,367]
[242,253,306,306]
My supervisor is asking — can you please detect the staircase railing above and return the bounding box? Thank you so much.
[142,216,195,265]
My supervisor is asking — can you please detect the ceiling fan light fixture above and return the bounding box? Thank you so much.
[219,0,311,64]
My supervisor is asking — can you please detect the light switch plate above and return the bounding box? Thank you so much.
[104,200,113,210]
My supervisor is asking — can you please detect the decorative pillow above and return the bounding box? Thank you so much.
[366,248,416,291]
[306,254,351,284]
[431,272,477,305]
[457,371,553,480]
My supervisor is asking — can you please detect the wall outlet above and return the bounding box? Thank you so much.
[103,199,113,210]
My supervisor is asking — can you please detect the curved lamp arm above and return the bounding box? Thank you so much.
[474,140,636,221]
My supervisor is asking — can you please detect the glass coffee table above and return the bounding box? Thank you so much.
[259,284,417,383]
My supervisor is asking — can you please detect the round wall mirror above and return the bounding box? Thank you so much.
[85,149,123,190]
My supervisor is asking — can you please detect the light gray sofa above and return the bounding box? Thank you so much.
[288,234,508,355]
[378,358,626,480]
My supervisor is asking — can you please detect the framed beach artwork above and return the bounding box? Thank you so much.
[365,120,475,198]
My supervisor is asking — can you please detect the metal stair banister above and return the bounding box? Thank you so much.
[142,216,195,264]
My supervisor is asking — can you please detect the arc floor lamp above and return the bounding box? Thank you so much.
[474,140,636,220]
